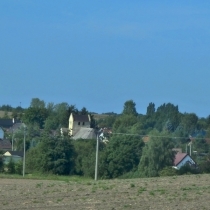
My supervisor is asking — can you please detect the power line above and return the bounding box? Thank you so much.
[108,132,206,140]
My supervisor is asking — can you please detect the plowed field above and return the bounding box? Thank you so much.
[1,174,210,210]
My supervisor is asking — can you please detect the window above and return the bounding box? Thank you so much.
[82,122,85,125]
[78,122,80,125]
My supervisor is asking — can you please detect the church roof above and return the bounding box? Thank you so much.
[73,114,90,122]
[72,128,96,140]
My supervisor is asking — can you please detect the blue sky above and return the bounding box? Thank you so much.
[1,1,210,117]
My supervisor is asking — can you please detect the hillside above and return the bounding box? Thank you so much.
[0,111,12,118]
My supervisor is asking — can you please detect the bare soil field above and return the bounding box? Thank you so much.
[0,174,210,210]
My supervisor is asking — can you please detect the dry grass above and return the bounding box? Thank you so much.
[1,174,210,209]
[0,111,12,118]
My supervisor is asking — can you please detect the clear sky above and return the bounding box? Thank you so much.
[1,1,210,117]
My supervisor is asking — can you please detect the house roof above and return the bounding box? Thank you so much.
[4,151,23,157]
[0,139,12,150]
[72,128,96,140]
[0,119,13,128]
[73,114,90,122]
[174,153,188,166]
[8,123,25,133]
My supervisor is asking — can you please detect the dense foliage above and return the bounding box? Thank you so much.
[1,98,210,178]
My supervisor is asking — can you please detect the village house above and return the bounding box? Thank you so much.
[3,151,23,164]
[60,113,96,140]
[0,139,12,151]
[68,113,91,136]
[173,152,196,169]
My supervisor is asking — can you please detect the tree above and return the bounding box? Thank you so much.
[0,104,13,111]
[54,103,70,127]
[102,135,144,178]
[113,115,138,133]
[97,115,117,128]
[6,158,16,174]
[146,102,155,116]
[46,102,55,115]
[138,130,175,177]
[44,116,59,131]
[23,107,49,128]
[30,98,45,109]
[73,139,101,177]
[80,107,88,115]
[26,133,75,175]
[181,113,198,134]
[154,103,181,132]
[122,100,138,116]
[0,150,4,172]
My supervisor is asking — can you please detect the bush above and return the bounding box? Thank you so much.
[177,165,199,175]
[0,155,4,172]
[6,158,16,174]
[159,166,177,177]
[15,161,23,175]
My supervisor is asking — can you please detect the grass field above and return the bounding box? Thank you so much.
[1,174,210,209]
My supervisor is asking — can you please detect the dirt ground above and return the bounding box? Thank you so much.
[0,174,210,210]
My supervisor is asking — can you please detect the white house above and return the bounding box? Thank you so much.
[173,153,196,169]
[68,113,91,135]
[3,151,23,164]
[60,113,96,140]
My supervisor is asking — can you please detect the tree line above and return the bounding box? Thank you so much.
[1,98,210,178]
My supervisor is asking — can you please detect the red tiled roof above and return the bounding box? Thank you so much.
[174,153,188,166]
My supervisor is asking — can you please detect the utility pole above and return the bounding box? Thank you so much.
[12,118,14,151]
[94,133,99,181]
[189,142,192,156]
[12,133,14,151]
[23,125,26,177]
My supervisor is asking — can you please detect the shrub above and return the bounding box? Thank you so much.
[159,166,177,177]
[177,165,199,175]
[15,161,23,175]
[6,158,16,174]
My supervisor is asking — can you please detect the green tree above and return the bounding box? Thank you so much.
[0,150,4,172]
[97,115,117,128]
[193,136,209,154]
[181,113,198,134]
[138,130,175,177]
[46,102,55,115]
[80,107,88,115]
[30,98,45,109]
[146,102,155,116]
[113,115,138,133]
[54,103,70,127]
[26,133,75,175]
[122,100,138,116]
[102,135,144,178]
[23,107,48,128]
[15,161,23,175]
[0,104,13,111]
[73,139,104,178]
[6,158,16,174]
[44,116,58,131]
[154,103,181,132]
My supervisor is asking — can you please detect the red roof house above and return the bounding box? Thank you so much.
[173,153,196,169]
